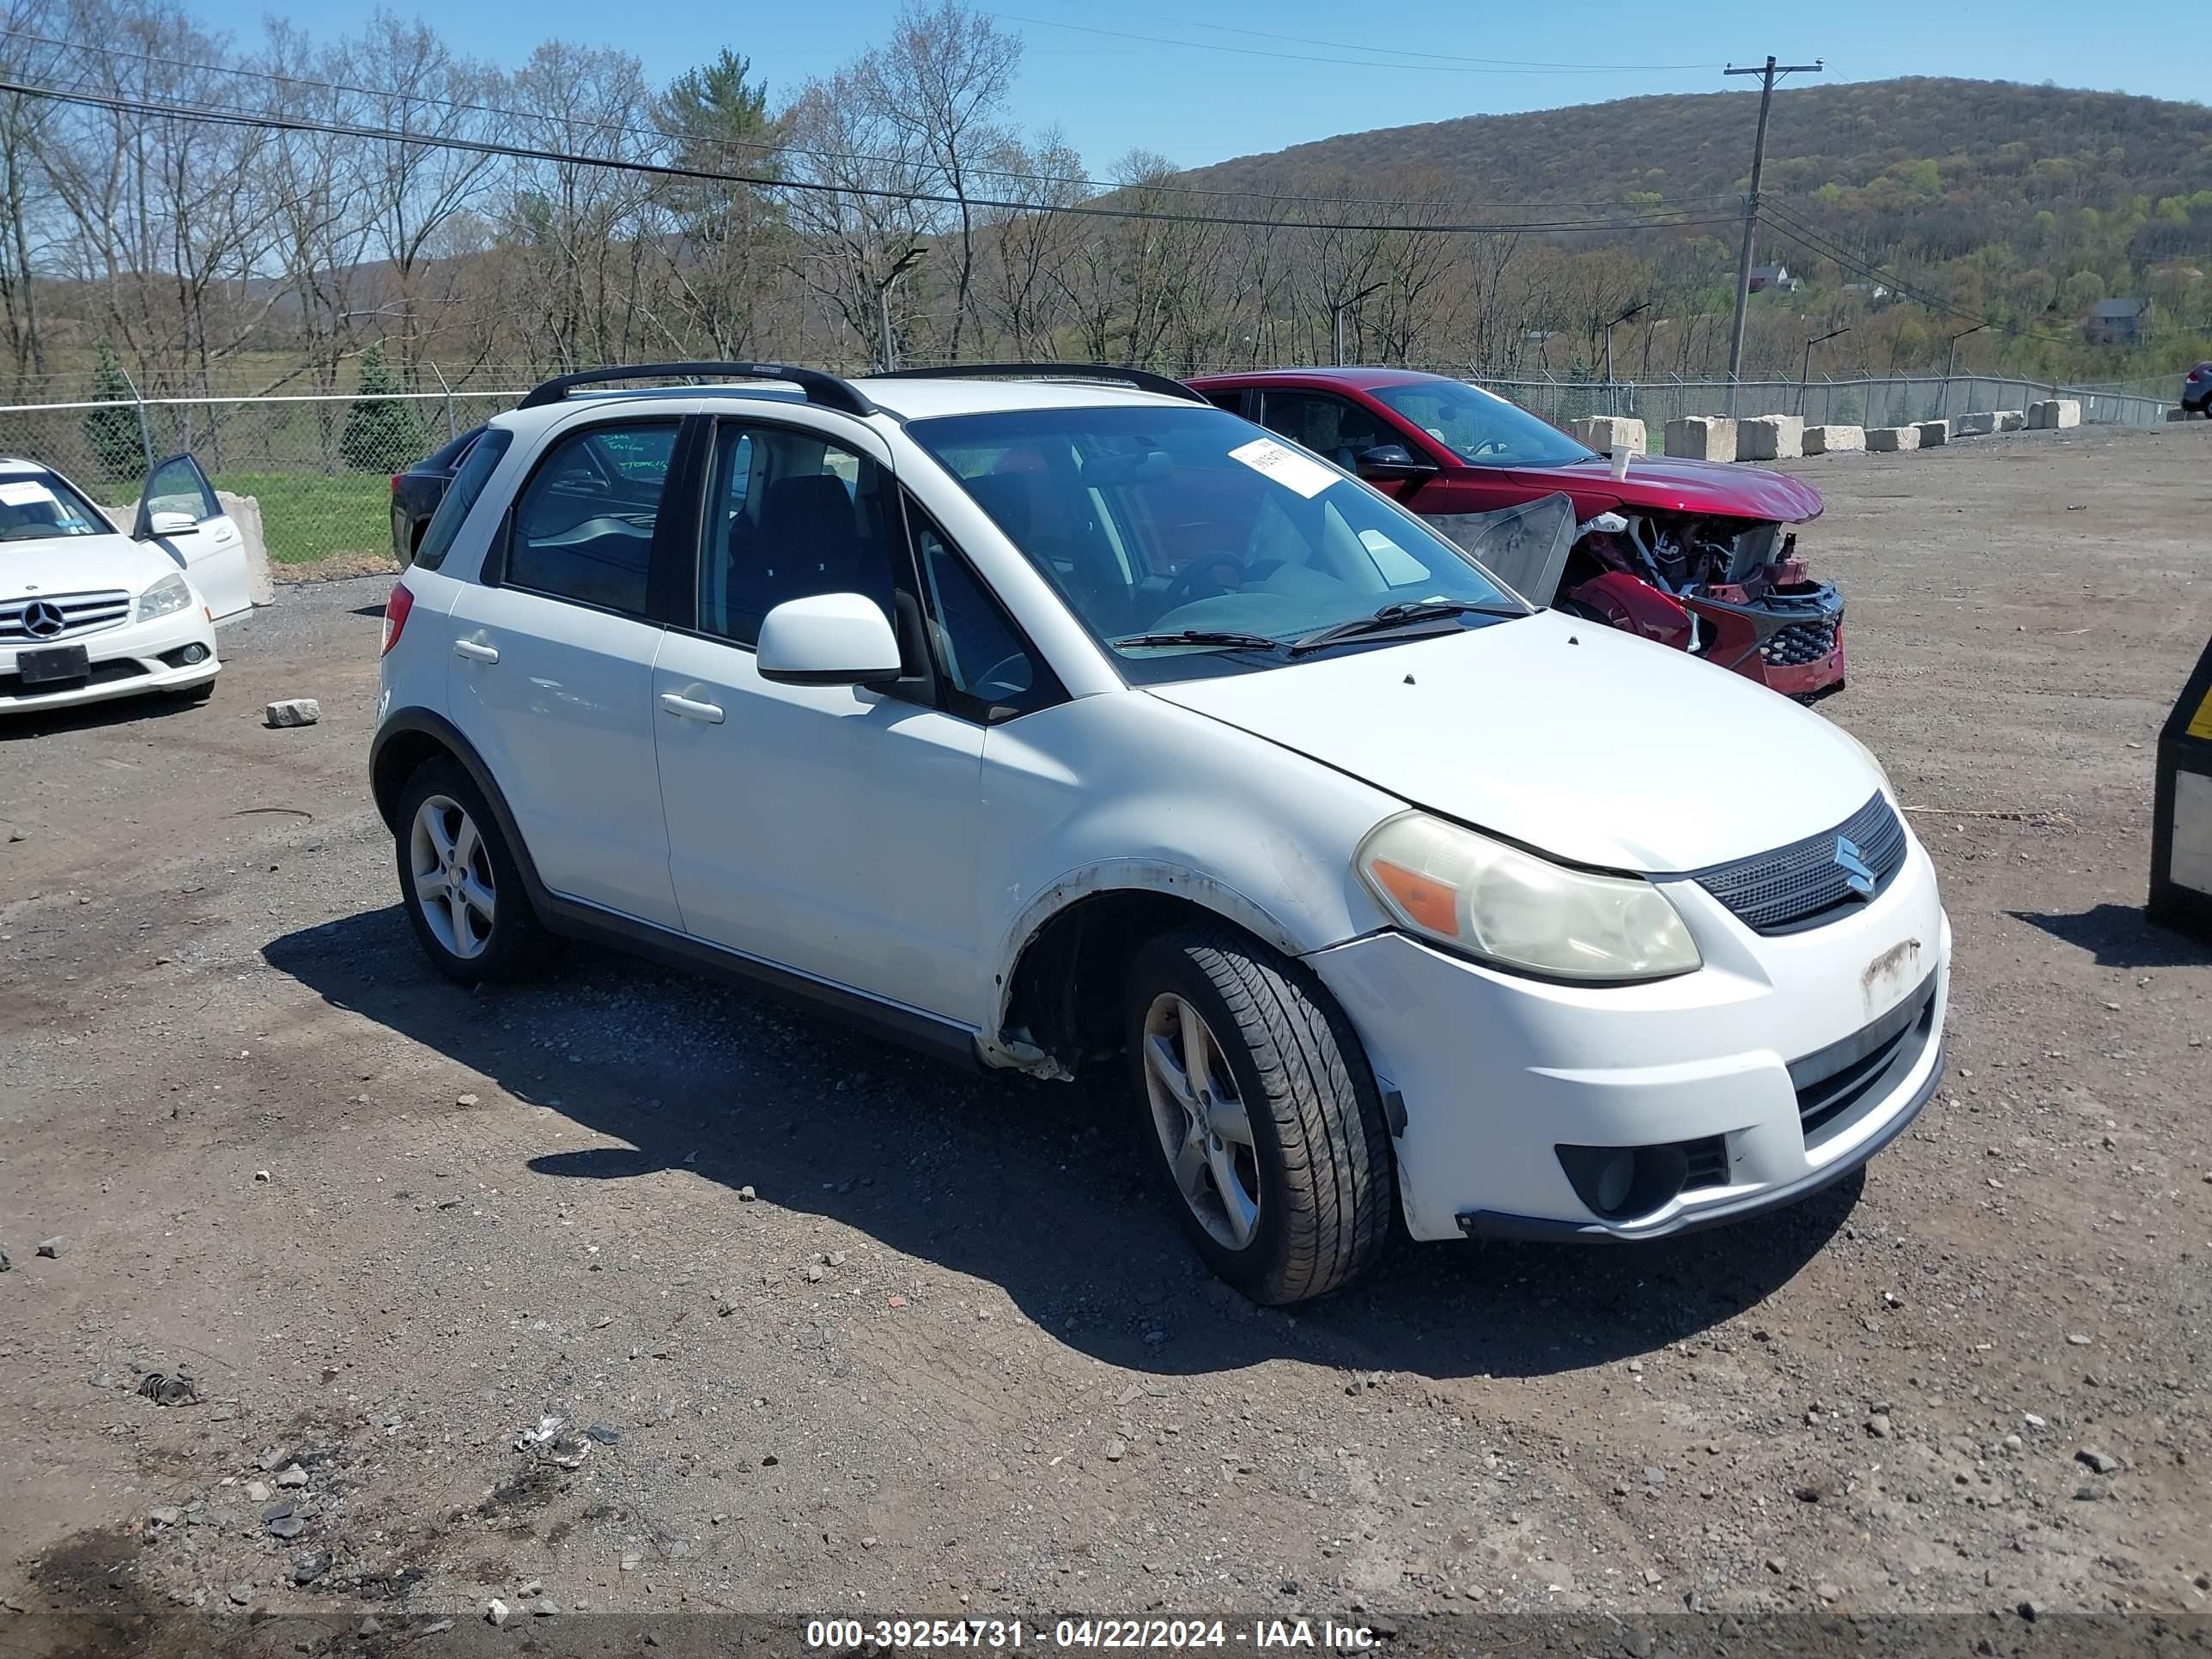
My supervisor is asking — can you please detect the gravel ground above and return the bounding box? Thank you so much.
[2,420,2209,1656]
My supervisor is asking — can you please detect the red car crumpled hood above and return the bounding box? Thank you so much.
[1541,454,1822,523]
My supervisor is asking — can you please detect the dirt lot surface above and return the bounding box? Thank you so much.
[3,421,2209,1656]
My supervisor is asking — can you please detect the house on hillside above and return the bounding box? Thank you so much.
[1748,264,1800,294]
[2084,297,2151,345]
[1842,281,1891,302]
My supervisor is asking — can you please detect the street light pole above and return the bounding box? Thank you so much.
[1942,321,1990,420]
[876,245,928,374]
[1330,282,1386,368]
[1797,325,1850,416]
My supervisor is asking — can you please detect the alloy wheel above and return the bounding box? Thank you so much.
[409,793,495,961]
[1139,993,1261,1249]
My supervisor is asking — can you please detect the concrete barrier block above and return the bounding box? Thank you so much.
[2028,398,2081,429]
[1736,414,1805,461]
[1802,424,1864,455]
[1663,416,1736,462]
[1915,419,1950,447]
[1866,426,1920,453]
[1995,410,2027,432]
[1954,412,1996,437]
[1564,415,1646,454]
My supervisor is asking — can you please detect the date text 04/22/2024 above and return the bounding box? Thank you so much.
[803,1620,1382,1650]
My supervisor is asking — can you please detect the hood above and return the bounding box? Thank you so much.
[1146,612,1878,872]
[1540,453,1823,524]
[1,533,180,601]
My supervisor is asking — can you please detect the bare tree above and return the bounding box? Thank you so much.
[860,1,1018,360]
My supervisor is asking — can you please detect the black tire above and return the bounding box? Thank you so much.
[392,755,555,985]
[1123,924,1395,1304]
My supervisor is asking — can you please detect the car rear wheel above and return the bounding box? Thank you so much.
[1125,924,1395,1304]
[394,757,553,984]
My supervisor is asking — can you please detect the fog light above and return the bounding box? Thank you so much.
[1592,1151,1635,1213]
[179,642,208,665]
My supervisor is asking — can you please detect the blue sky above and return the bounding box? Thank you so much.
[185,0,2209,175]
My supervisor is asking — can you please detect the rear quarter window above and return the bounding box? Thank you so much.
[412,428,514,573]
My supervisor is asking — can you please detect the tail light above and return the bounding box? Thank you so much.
[381,580,415,656]
[391,474,403,495]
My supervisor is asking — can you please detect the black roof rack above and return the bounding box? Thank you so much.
[516,362,876,418]
[866,362,1207,405]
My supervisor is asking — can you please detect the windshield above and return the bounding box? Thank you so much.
[908,405,1528,680]
[1368,380,1595,469]
[0,470,110,543]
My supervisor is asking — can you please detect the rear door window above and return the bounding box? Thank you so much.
[505,421,677,614]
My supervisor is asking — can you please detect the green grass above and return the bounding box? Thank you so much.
[209,469,393,567]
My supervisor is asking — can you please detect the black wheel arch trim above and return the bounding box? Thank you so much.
[370,708,555,910]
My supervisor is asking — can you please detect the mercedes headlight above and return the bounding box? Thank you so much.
[137,572,192,623]
[1356,812,1701,982]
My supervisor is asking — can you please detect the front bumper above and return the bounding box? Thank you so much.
[1692,581,1846,699]
[1306,832,1949,1243]
[0,606,221,713]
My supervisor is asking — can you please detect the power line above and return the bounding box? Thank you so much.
[991,14,1718,75]
[1098,8,1727,71]
[0,76,1747,239]
[0,25,1733,216]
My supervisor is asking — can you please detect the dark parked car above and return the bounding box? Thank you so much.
[390,425,485,566]
[2184,362,2212,416]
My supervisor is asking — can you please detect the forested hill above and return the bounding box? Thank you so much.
[1180,77,2212,262]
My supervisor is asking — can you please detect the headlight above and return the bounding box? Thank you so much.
[137,572,192,623]
[1356,812,1701,982]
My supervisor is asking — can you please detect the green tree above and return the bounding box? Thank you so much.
[338,342,427,473]
[82,342,143,482]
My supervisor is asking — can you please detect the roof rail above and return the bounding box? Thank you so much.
[515,362,876,418]
[866,362,1207,405]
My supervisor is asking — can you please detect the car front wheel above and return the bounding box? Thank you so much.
[1125,924,1395,1304]
[394,757,552,984]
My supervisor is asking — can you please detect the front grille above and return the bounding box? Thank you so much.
[1791,976,1938,1150]
[0,589,131,641]
[1688,792,1908,933]
[0,657,146,696]
[1680,1134,1730,1191]
[1759,617,1838,665]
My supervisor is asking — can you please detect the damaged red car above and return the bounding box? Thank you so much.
[1188,367,1843,698]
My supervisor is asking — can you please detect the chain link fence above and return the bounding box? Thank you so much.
[0,368,2182,571]
[0,386,523,568]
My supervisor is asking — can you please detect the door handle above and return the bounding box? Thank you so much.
[453,639,500,664]
[659,691,725,724]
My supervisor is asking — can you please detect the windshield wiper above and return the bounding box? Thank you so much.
[1288,599,1522,655]
[1109,629,1285,653]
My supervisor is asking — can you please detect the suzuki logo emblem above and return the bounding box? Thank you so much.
[21,599,65,639]
[1834,835,1877,899]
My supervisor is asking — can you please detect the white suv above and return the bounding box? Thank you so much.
[371,362,1948,1304]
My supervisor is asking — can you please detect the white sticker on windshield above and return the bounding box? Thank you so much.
[0,480,57,507]
[1228,436,1336,500]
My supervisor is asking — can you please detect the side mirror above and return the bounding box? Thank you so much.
[141,508,200,539]
[1356,444,1437,483]
[757,592,902,687]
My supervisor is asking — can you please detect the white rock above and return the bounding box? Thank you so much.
[263,698,320,729]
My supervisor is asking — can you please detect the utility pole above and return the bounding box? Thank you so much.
[1723,54,1822,410]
